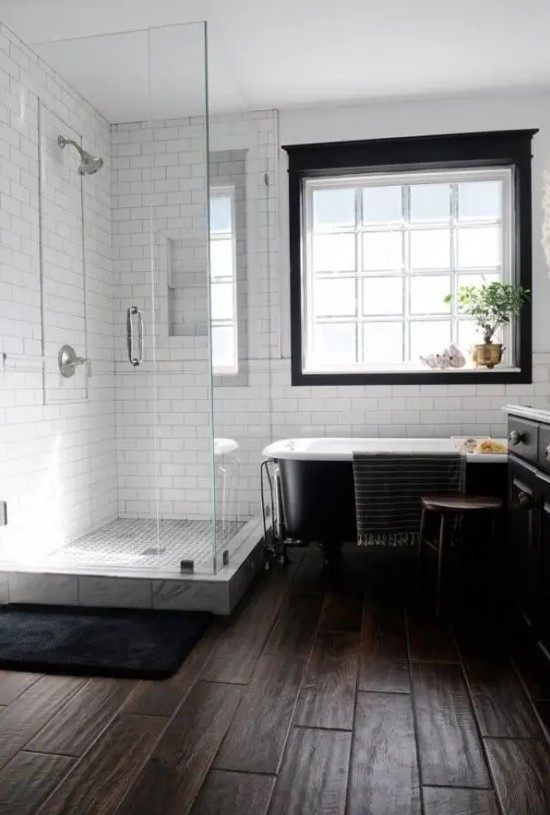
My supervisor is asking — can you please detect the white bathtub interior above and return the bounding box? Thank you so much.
[263,437,508,462]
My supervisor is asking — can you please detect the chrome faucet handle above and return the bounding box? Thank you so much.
[67,356,92,376]
[67,355,87,368]
[58,345,92,378]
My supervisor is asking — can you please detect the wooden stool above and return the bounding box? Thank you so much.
[419,492,503,617]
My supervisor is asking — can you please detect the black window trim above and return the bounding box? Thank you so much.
[283,129,537,387]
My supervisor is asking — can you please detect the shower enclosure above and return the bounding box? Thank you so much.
[0,20,276,591]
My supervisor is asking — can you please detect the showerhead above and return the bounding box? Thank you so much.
[58,135,104,176]
[78,153,104,175]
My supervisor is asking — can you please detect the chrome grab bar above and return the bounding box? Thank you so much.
[126,306,143,367]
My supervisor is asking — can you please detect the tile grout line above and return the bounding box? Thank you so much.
[25,678,140,755]
[0,674,44,708]
[200,567,293,684]
[356,687,412,695]
[404,604,427,815]
[193,562,309,814]
[293,722,355,733]
[343,586,366,815]
[178,688,246,815]
[112,624,227,814]
[271,589,325,765]
[455,632,505,815]
[200,766,277,779]
[262,574,329,812]
[422,781,506,791]
[18,748,78,759]
[17,678,88,759]
[36,709,172,815]
[121,673,244,815]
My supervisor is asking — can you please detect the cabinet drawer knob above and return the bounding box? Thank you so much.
[509,430,523,446]
[518,490,534,508]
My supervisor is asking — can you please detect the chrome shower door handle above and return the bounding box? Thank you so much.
[136,308,144,364]
[127,306,143,367]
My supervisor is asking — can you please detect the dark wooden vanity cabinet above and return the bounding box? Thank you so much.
[507,411,550,661]
[508,457,542,631]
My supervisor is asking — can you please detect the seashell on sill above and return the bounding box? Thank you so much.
[420,343,466,370]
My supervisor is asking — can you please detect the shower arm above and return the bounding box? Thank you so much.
[58,135,83,156]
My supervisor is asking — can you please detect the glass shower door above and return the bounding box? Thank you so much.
[24,23,218,575]
[208,109,278,567]
[147,23,218,574]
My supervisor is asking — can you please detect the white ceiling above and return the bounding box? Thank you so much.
[1,0,550,122]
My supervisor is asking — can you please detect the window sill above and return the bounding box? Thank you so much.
[293,365,531,387]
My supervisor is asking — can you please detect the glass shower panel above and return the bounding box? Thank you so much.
[11,23,217,574]
[209,111,278,569]
[147,24,217,574]
[28,28,164,571]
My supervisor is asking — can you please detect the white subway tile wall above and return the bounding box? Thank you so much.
[210,113,279,522]
[111,111,279,524]
[111,110,214,523]
[0,24,116,563]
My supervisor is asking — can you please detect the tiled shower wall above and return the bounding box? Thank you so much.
[111,112,213,521]
[111,110,278,521]
[210,112,278,519]
[0,23,116,560]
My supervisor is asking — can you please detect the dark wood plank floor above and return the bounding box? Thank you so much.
[0,548,549,815]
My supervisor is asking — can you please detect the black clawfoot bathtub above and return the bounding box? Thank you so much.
[263,438,507,544]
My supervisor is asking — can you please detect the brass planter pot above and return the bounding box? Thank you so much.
[472,343,504,369]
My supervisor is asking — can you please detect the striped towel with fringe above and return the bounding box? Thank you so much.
[352,452,466,547]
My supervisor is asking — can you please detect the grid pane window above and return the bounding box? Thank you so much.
[410,321,452,359]
[303,168,512,373]
[314,277,356,317]
[313,323,357,366]
[410,228,451,269]
[410,183,451,222]
[362,231,403,271]
[362,277,403,316]
[314,187,356,228]
[363,322,403,364]
[363,186,403,224]
[313,233,356,272]
[457,225,502,268]
[410,275,452,315]
[458,181,502,221]
[210,187,238,373]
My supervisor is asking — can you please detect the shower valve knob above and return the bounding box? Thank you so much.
[58,345,92,379]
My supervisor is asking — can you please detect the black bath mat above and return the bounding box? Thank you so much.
[0,604,211,679]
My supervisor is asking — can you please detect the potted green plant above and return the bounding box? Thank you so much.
[444,282,530,368]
